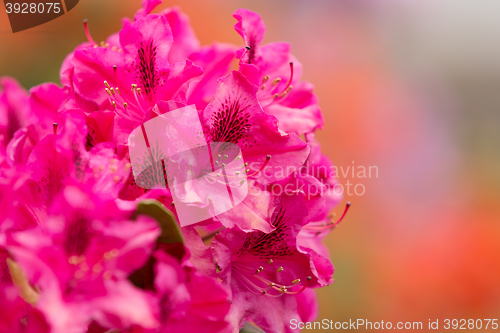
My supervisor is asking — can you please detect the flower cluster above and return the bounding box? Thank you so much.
[0,1,347,332]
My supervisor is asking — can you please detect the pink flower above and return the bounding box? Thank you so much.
[0,247,50,333]
[152,250,232,333]
[0,77,30,164]
[62,11,203,146]
[5,184,160,333]
[133,0,200,64]
[201,71,309,184]
[0,4,343,331]
[1,111,131,232]
[3,81,74,166]
[127,71,310,231]
[297,134,346,258]
[233,9,324,135]
[187,44,238,110]
[212,192,333,332]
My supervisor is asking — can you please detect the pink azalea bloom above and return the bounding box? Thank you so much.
[0,247,50,333]
[187,44,238,110]
[0,77,31,165]
[233,9,324,135]
[5,184,160,333]
[152,250,232,333]
[212,192,333,332]
[133,0,200,65]
[62,10,203,146]
[0,4,342,331]
[2,111,130,231]
[127,71,309,231]
[4,81,75,166]
[201,70,310,183]
[297,134,345,258]
[0,166,43,232]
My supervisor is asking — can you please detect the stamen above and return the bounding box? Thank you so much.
[246,155,271,177]
[130,83,147,114]
[303,202,352,233]
[262,75,269,83]
[113,65,118,82]
[232,262,311,297]
[283,276,312,295]
[105,88,112,96]
[104,81,110,89]
[259,63,295,106]
[330,202,351,228]
[267,259,273,265]
[83,19,95,45]
[280,62,294,93]
[53,122,58,134]
[280,86,293,98]
[276,267,284,273]
[245,46,251,50]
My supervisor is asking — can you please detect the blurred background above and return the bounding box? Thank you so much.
[1,0,500,331]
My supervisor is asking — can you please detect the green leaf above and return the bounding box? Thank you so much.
[240,322,266,333]
[133,199,184,244]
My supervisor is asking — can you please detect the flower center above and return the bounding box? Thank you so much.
[102,77,146,122]
[257,62,294,108]
[232,260,312,297]
[210,99,252,144]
